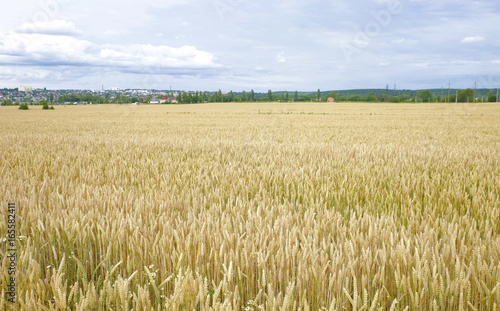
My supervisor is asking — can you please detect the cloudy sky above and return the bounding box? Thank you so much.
[0,0,499,91]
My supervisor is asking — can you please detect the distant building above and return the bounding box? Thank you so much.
[18,86,33,92]
[161,96,178,103]
[129,90,151,95]
[327,97,335,103]
[150,99,161,104]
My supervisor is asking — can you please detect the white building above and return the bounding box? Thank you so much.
[18,86,33,92]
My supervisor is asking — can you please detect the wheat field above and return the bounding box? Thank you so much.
[0,102,499,310]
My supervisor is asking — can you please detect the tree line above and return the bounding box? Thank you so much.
[2,88,498,106]
[173,88,499,104]
[175,90,324,103]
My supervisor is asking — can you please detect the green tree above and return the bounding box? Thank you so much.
[366,92,376,102]
[250,89,255,101]
[294,91,298,102]
[19,104,29,110]
[217,90,222,102]
[389,96,400,103]
[50,93,54,103]
[267,90,272,101]
[41,100,49,110]
[457,89,474,103]
[349,95,361,102]
[418,90,433,102]
[317,89,321,101]
[487,91,496,102]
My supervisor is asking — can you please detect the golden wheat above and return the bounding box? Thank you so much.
[0,102,499,310]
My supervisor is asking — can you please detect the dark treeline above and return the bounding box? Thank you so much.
[174,88,499,104]
[2,88,499,106]
[56,94,142,104]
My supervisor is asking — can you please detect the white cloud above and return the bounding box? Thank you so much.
[276,51,287,63]
[15,20,82,36]
[353,37,370,47]
[0,30,220,70]
[0,65,54,81]
[99,44,220,68]
[413,62,429,68]
[0,67,14,75]
[0,32,94,65]
[25,69,51,79]
[103,30,118,36]
[461,36,485,43]
[450,60,480,65]
[492,60,500,64]
[392,38,418,44]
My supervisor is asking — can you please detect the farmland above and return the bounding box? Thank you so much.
[1,102,499,310]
